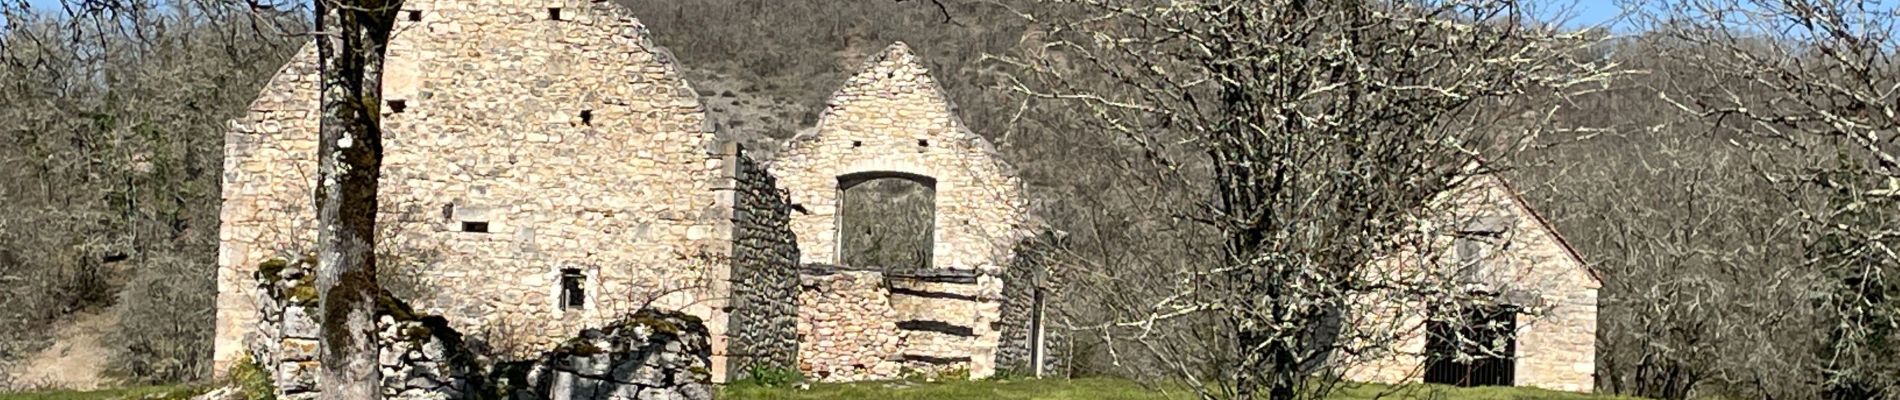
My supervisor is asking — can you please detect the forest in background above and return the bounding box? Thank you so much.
[1,1,1895,399]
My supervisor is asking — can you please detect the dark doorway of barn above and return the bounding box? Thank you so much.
[1424,304,1518,387]
[837,172,936,272]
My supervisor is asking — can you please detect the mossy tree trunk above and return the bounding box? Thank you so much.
[313,0,401,397]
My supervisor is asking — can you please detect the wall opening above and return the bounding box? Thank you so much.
[837,171,936,272]
[560,268,586,310]
[460,221,489,233]
[1424,303,1517,387]
[547,7,562,20]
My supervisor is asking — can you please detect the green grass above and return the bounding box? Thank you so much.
[0,386,202,400]
[721,378,1645,400]
[4,378,1639,400]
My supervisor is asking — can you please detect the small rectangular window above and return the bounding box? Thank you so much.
[560,268,586,310]
[461,221,490,233]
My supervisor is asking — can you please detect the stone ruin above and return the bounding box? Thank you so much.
[214,0,1049,392]
[248,257,714,400]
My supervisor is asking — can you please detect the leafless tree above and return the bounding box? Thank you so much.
[993,1,1614,399]
[0,0,302,384]
[1516,38,1819,397]
[1629,0,1900,398]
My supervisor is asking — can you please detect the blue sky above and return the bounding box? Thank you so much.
[1546,0,1634,30]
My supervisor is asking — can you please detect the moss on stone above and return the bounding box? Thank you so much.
[629,314,684,335]
[402,324,433,341]
[257,258,290,283]
[374,289,419,322]
[286,284,319,306]
[565,339,606,356]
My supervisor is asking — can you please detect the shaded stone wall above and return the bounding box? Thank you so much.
[995,233,1068,376]
[248,258,479,400]
[722,143,801,377]
[1340,174,1600,392]
[215,0,733,377]
[796,264,1003,381]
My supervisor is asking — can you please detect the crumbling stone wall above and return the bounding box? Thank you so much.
[722,143,801,376]
[796,264,1004,381]
[505,310,714,400]
[249,258,478,400]
[216,0,735,377]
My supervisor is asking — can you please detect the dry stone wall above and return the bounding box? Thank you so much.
[795,268,904,381]
[995,233,1068,376]
[506,310,714,400]
[248,258,479,400]
[721,144,802,377]
[796,264,1004,381]
[215,0,736,378]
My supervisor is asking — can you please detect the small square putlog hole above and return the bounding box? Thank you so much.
[406,10,422,21]
[547,7,562,20]
[387,99,408,113]
[580,110,594,126]
[461,221,490,233]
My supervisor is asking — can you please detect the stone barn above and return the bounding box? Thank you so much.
[212,0,1040,388]
[1343,172,1602,392]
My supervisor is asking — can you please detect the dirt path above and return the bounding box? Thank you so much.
[6,308,116,390]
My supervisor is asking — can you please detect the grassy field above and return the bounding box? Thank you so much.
[0,379,1641,400]
[719,378,1641,400]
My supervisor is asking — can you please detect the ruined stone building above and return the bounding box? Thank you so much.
[213,0,1593,395]
[215,0,1041,391]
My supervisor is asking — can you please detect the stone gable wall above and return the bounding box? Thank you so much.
[770,42,1032,274]
[215,0,733,377]
[1340,175,1600,392]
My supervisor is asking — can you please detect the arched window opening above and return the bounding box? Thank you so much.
[837,172,936,272]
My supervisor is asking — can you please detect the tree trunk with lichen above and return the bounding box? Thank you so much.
[313,0,401,397]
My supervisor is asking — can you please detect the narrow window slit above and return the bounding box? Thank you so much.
[560,268,586,310]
